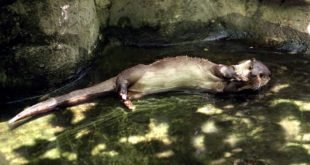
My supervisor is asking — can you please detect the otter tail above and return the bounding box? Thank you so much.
[8,77,117,124]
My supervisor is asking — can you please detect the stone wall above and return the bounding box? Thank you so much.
[106,0,310,53]
[1,0,309,96]
[0,0,100,91]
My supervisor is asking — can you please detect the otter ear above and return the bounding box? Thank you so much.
[251,58,256,62]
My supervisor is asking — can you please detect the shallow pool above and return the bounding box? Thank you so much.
[0,41,309,164]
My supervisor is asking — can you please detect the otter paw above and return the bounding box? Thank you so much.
[123,100,136,111]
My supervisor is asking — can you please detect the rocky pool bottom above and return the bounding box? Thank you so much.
[0,42,309,164]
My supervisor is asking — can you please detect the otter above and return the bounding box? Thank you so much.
[8,56,271,124]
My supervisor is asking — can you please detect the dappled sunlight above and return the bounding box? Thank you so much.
[67,102,97,124]
[41,149,78,161]
[119,118,172,145]
[271,99,310,112]
[279,117,301,140]
[301,134,310,153]
[270,83,290,93]
[0,43,309,164]
[61,151,77,161]
[196,104,223,115]
[74,128,91,139]
[192,135,205,152]
[222,104,235,109]
[235,115,255,128]
[155,150,174,158]
[0,114,64,163]
[250,126,267,140]
[91,144,106,155]
[201,121,218,134]
[224,134,241,147]
[91,144,119,157]
[302,134,310,143]
[41,148,61,160]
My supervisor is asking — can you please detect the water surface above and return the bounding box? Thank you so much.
[0,42,309,164]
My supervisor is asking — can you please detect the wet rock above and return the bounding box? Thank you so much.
[14,44,81,86]
[1,0,310,98]
[106,0,310,53]
[0,0,100,95]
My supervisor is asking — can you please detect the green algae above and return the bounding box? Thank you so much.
[0,42,309,164]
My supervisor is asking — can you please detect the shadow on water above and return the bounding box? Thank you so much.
[0,41,309,164]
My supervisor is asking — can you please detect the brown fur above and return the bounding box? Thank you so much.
[9,56,270,124]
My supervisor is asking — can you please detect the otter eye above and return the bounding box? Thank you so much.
[249,66,253,70]
[259,73,264,78]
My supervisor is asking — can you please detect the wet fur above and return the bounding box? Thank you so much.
[9,56,271,124]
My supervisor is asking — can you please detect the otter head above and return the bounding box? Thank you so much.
[233,58,271,91]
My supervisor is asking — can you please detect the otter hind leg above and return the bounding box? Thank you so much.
[122,92,146,110]
[117,83,146,110]
[128,91,144,100]
[116,79,134,110]
[116,64,148,110]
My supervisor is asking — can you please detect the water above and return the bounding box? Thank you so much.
[0,41,309,164]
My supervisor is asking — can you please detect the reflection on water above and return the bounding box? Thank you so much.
[0,41,309,164]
